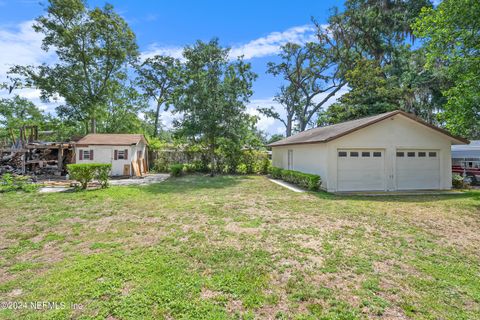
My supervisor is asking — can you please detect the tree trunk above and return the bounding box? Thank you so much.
[153,100,162,137]
[209,138,216,177]
[286,114,293,137]
[90,118,97,133]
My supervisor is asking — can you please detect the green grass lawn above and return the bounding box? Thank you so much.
[0,175,479,319]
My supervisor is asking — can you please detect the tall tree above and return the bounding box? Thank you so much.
[173,39,257,175]
[414,0,480,138]
[135,55,182,137]
[264,42,347,133]
[258,85,303,137]
[319,0,434,123]
[10,0,138,133]
[99,81,148,134]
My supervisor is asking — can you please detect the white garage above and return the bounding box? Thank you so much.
[269,110,469,192]
[395,149,440,190]
[337,149,385,191]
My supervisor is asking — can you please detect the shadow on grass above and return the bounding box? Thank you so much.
[139,174,251,194]
[310,189,480,204]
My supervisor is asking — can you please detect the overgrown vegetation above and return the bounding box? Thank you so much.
[0,173,38,193]
[452,174,470,189]
[154,149,271,175]
[0,175,479,319]
[270,167,321,191]
[169,163,183,177]
[67,163,112,189]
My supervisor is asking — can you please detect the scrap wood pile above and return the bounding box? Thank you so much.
[0,151,24,175]
[0,145,72,176]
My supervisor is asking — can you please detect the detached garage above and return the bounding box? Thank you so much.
[269,110,469,192]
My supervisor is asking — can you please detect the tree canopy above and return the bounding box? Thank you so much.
[172,39,258,175]
[10,0,139,134]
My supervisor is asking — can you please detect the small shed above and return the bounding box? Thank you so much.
[74,134,148,176]
[269,110,469,192]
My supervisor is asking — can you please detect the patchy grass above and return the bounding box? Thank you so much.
[0,175,479,319]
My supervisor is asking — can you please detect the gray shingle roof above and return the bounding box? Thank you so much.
[268,110,469,147]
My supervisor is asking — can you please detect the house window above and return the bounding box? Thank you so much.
[118,150,126,160]
[418,152,426,157]
[373,152,382,157]
[396,152,404,157]
[429,152,437,157]
[338,151,347,157]
[79,149,93,160]
[114,149,128,160]
[407,152,415,157]
[361,151,370,157]
[350,151,359,157]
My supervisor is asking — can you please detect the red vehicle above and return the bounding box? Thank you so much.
[452,141,480,185]
[452,160,480,185]
[452,140,480,184]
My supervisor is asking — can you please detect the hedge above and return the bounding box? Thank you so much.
[269,166,321,191]
[170,163,184,177]
[67,163,112,189]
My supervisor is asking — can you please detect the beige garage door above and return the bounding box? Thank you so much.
[396,150,440,190]
[337,149,385,191]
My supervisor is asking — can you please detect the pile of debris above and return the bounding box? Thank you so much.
[1,126,74,177]
[0,151,24,174]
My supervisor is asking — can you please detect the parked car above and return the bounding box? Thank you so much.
[452,140,480,185]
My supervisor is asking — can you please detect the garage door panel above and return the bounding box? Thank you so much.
[396,149,440,190]
[337,150,385,191]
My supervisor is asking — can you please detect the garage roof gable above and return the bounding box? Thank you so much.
[268,110,469,147]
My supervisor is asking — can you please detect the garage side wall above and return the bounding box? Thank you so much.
[271,144,329,189]
[325,115,452,192]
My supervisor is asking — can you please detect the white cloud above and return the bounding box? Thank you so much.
[0,20,54,77]
[140,44,184,61]
[229,24,316,60]
[141,24,318,62]
[246,98,285,135]
[0,20,60,113]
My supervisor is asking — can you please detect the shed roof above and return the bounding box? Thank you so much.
[268,110,469,147]
[75,134,147,146]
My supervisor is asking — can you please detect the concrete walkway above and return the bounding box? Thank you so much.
[39,173,170,193]
[268,178,306,193]
[109,173,169,186]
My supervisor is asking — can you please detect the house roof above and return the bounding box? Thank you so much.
[268,110,469,147]
[75,134,147,146]
[452,140,480,158]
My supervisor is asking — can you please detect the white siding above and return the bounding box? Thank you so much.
[75,144,139,176]
[271,143,329,189]
[271,114,455,192]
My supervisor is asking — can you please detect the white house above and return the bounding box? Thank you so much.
[269,110,469,192]
[74,134,148,176]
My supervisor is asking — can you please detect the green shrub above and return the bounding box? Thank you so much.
[258,157,271,175]
[269,167,283,179]
[452,174,468,189]
[0,174,38,193]
[96,165,111,189]
[269,167,321,191]
[67,163,112,190]
[236,163,248,175]
[170,164,184,177]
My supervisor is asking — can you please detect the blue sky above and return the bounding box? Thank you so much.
[0,0,345,135]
